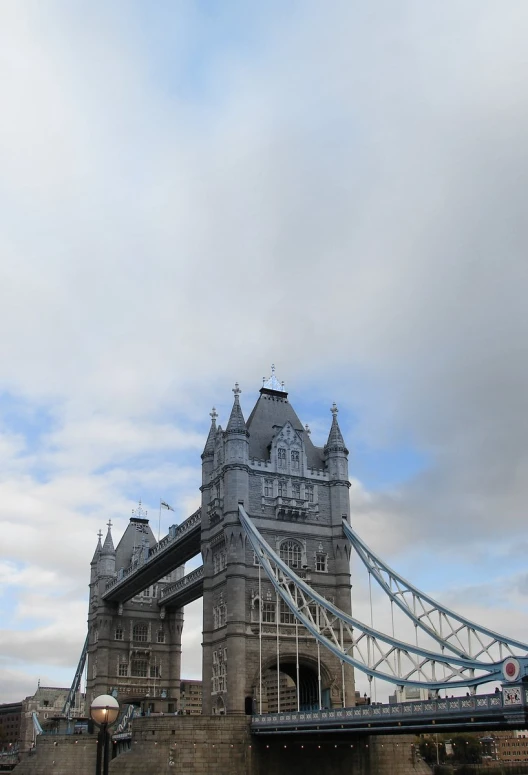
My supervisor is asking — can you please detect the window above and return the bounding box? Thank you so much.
[213,604,227,629]
[94,630,99,643]
[118,663,128,677]
[115,628,123,641]
[280,600,295,624]
[315,553,328,573]
[278,448,286,468]
[131,659,148,677]
[262,601,276,623]
[291,450,300,470]
[305,485,314,503]
[278,480,286,497]
[150,665,160,678]
[264,479,273,497]
[292,482,300,499]
[212,648,227,693]
[213,545,227,574]
[133,623,148,642]
[280,540,302,569]
[157,630,165,643]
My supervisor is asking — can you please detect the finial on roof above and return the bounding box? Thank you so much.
[107,519,112,530]
[261,365,287,394]
[232,382,241,401]
[305,423,311,435]
[210,407,218,423]
[331,402,338,416]
[132,500,147,519]
[97,529,103,541]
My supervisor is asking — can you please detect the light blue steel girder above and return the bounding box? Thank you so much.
[62,634,89,717]
[238,506,520,689]
[343,520,528,662]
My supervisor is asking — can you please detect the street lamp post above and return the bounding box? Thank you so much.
[90,695,120,775]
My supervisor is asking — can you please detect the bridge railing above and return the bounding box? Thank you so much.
[252,691,515,728]
[104,508,201,593]
[159,565,204,603]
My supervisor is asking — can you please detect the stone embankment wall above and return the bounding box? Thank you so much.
[11,719,433,775]
[109,715,254,775]
[12,734,97,775]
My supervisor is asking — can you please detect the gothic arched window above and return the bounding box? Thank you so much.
[291,450,300,470]
[280,539,302,569]
[278,448,286,468]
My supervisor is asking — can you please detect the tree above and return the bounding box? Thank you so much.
[450,734,482,764]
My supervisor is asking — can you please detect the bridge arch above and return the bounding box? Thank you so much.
[252,653,334,712]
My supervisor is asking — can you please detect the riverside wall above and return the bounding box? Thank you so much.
[12,717,432,775]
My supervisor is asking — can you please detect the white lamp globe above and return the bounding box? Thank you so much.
[90,695,120,726]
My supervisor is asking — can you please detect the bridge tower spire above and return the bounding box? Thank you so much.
[200,369,355,715]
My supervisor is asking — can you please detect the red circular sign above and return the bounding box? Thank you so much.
[506,662,516,677]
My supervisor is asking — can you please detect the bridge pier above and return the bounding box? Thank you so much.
[103,716,430,775]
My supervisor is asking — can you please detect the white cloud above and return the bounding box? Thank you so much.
[0,0,527,703]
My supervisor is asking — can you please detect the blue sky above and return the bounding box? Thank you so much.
[1,1,528,704]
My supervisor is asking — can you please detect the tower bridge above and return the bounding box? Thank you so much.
[44,369,528,775]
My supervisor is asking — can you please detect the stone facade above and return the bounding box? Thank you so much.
[86,508,185,713]
[200,376,355,715]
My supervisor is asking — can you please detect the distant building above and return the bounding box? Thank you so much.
[180,680,203,715]
[0,702,22,751]
[496,733,528,762]
[18,686,85,752]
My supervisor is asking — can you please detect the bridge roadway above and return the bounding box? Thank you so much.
[102,509,202,604]
[251,689,528,736]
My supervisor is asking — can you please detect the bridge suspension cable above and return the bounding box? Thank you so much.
[343,520,528,662]
[238,505,523,690]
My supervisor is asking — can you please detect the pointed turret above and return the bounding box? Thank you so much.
[325,403,348,455]
[98,520,116,577]
[225,383,248,435]
[324,402,350,488]
[91,531,103,565]
[202,407,218,459]
[102,523,115,554]
[90,530,103,584]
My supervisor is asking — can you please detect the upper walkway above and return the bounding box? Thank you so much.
[251,688,528,736]
[102,508,202,603]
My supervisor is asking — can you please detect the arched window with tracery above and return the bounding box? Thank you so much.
[280,539,302,569]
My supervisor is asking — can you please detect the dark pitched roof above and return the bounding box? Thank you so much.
[246,390,325,469]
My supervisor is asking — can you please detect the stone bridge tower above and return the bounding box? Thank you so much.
[86,506,184,711]
[200,370,355,715]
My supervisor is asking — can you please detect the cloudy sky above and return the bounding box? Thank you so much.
[1,1,528,704]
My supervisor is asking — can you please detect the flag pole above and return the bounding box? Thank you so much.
[158,498,161,544]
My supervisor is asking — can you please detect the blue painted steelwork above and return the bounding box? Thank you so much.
[251,689,528,735]
[62,634,88,718]
[343,520,528,661]
[238,505,528,690]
